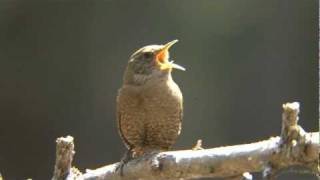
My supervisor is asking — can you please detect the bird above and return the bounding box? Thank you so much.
[116,39,185,163]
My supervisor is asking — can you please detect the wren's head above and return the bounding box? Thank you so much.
[123,40,185,85]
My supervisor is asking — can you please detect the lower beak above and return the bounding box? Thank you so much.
[170,60,186,71]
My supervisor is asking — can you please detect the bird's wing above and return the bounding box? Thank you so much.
[116,94,132,149]
[178,100,183,135]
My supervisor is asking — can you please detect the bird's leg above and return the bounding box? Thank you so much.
[116,148,133,176]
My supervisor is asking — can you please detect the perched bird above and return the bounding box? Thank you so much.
[117,40,185,160]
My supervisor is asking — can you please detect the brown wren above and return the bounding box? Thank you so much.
[116,40,184,170]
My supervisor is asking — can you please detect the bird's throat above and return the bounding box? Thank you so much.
[132,74,152,85]
[125,70,171,86]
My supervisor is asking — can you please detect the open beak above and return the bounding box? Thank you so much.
[155,39,186,71]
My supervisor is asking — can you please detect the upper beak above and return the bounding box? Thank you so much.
[155,39,186,71]
[162,39,179,51]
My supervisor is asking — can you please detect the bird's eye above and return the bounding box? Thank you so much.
[143,52,153,59]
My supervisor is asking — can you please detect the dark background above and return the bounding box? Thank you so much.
[0,0,318,179]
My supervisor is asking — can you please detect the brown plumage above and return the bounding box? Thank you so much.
[117,40,185,158]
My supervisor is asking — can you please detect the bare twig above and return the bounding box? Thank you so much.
[53,102,320,180]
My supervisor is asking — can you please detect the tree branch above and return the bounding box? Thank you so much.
[52,102,320,180]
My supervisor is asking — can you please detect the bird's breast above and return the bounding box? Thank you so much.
[118,78,183,149]
[142,79,182,107]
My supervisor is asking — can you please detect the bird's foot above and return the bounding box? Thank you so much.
[116,149,133,176]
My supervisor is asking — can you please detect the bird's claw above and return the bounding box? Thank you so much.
[116,149,133,176]
[115,161,126,176]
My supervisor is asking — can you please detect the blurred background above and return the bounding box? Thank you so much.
[0,0,317,179]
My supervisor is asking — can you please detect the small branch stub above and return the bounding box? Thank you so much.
[269,102,319,178]
[52,136,75,180]
[281,102,301,143]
